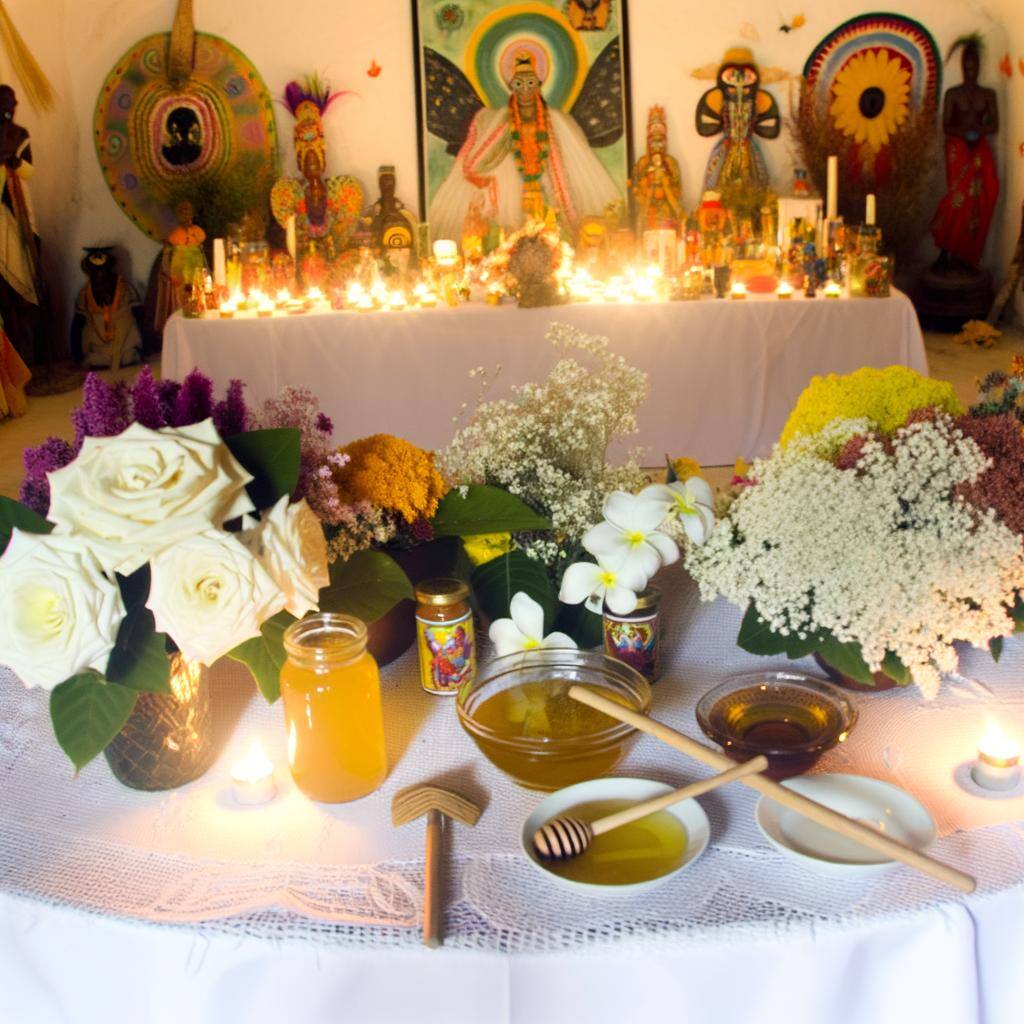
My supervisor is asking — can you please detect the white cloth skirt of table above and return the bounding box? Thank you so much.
[162,293,927,464]
[2,571,1022,1024]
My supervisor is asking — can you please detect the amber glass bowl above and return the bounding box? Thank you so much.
[695,672,857,780]
[457,651,652,791]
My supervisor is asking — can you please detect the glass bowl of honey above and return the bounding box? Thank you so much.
[695,672,857,780]
[457,651,652,791]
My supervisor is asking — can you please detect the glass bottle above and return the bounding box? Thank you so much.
[280,614,387,803]
[415,578,476,695]
[603,586,662,682]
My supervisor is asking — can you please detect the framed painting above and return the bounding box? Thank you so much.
[411,0,633,243]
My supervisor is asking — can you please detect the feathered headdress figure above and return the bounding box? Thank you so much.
[945,33,984,64]
[281,74,353,174]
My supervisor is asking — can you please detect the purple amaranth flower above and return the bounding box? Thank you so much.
[171,369,215,427]
[18,436,75,516]
[71,373,131,446]
[409,517,434,543]
[17,477,52,519]
[316,412,334,435]
[156,379,181,424]
[130,366,167,429]
[212,379,250,437]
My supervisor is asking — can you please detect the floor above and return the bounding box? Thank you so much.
[2,327,1022,501]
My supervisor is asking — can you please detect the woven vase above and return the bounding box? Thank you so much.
[104,654,218,791]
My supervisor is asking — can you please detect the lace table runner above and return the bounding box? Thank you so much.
[2,570,1023,953]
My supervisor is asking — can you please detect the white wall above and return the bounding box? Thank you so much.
[3,0,1017,333]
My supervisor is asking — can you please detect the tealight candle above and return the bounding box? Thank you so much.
[433,239,459,267]
[777,281,794,300]
[730,281,747,301]
[823,280,842,299]
[231,740,277,806]
[972,721,1021,792]
[388,290,407,311]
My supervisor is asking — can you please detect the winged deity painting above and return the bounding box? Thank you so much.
[413,1,632,243]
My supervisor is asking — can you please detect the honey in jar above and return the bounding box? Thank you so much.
[415,578,476,695]
[280,614,387,803]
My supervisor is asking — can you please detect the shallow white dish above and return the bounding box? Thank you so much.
[521,776,710,895]
[756,773,936,877]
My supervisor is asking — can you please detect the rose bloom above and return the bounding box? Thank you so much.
[47,419,254,574]
[244,497,329,619]
[0,530,125,690]
[147,530,286,666]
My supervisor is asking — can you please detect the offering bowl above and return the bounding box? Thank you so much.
[457,651,651,791]
[695,671,856,780]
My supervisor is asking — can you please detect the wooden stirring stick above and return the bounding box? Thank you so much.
[534,755,767,861]
[568,685,976,894]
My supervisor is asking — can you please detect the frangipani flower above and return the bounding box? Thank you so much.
[582,491,679,579]
[641,477,715,546]
[559,557,649,616]
[488,592,576,657]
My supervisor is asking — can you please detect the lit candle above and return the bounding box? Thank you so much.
[275,288,291,308]
[777,281,794,300]
[826,155,838,220]
[730,281,747,301]
[433,239,458,267]
[972,721,1021,792]
[231,740,277,806]
[823,280,842,299]
[213,239,227,288]
[388,290,407,311]
[865,193,877,227]
[286,216,297,263]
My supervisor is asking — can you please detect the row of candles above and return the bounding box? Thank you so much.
[227,719,1023,807]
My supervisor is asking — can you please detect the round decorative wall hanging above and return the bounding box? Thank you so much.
[94,10,277,241]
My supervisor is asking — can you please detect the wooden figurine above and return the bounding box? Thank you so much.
[632,106,683,234]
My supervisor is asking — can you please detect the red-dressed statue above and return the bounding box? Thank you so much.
[931,37,999,272]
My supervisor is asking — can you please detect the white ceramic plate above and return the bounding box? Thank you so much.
[756,773,936,877]
[521,776,710,895]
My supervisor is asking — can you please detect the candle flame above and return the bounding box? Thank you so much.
[979,720,1020,762]
[232,739,274,784]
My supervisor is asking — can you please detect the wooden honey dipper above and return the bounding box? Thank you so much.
[533,757,768,861]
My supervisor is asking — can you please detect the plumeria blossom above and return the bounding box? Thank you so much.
[641,477,715,546]
[488,592,577,657]
[582,490,679,579]
[559,556,650,616]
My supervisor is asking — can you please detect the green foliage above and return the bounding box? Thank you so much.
[432,485,551,536]
[0,495,51,554]
[50,674,138,772]
[552,600,604,649]
[228,611,295,704]
[225,429,301,509]
[319,550,414,624]
[471,551,555,630]
[104,567,172,694]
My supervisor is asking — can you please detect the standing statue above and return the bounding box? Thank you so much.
[270,77,364,259]
[0,84,44,364]
[631,106,683,233]
[145,199,206,348]
[72,248,143,370]
[931,36,999,272]
[362,165,417,270]
[694,48,783,193]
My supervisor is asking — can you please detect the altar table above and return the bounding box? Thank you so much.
[162,292,927,465]
[2,571,1021,1024]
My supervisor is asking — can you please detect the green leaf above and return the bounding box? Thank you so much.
[106,614,171,694]
[432,486,551,537]
[880,651,912,686]
[228,610,295,703]
[471,550,554,629]
[737,604,791,657]
[552,600,604,649]
[0,495,52,554]
[225,428,301,508]
[990,636,1004,662]
[817,636,876,686]
[1009,594,1024,634]
[320,550,414,623]
[50,674,138,771]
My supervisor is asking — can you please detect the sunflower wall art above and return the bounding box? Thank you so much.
[803,13,940,181]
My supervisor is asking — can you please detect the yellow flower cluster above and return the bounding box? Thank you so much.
[954,320,1002,349]
[670,457,702,482]
[333,434,447,523]
[780,366,962,447]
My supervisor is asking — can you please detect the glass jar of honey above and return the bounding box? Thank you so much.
[603,586,662,682]
[415,578,476,695]
[280,614,387,803]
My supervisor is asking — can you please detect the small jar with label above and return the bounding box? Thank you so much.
[603,586,662,682]
[415,578,476,695]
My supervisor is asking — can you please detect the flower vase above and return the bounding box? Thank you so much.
[812,653,901,693]
[104,654,218,790]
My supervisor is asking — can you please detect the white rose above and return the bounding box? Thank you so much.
[244,497,329,619]
[0,530,125,690]
[146,530,286,666]
[48,419,255,574]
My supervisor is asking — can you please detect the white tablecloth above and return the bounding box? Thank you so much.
[162,293,927,465]
[1,570,1022,1024]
